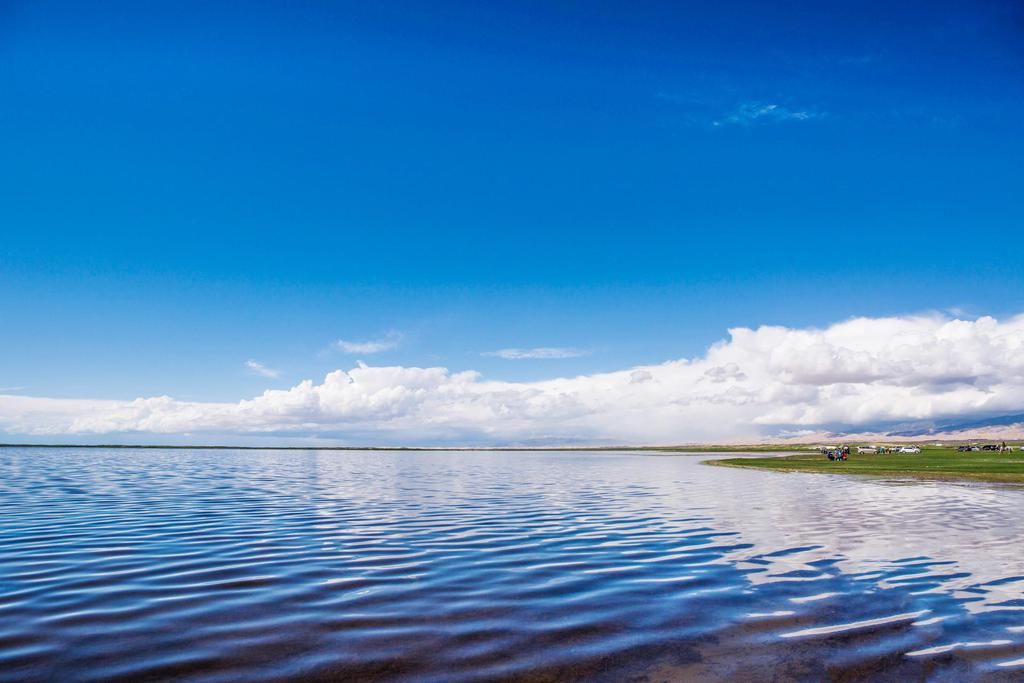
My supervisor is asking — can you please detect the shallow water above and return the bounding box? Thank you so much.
[2,448,1024,681]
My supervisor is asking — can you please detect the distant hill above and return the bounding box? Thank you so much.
[883,413,1024,437]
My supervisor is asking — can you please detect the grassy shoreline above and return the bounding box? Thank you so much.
[709,447,1024,483]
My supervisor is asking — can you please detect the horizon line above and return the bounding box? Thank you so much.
[2,440,1020,452]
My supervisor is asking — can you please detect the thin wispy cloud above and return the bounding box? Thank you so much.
[483,347,587,360]
[336,332,402,354]
[0,387,24,393]
[245,360,281,379]
[713,102,819,127]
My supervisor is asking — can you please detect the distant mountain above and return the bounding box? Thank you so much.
[882,414,1024,437]
[758,413,1024,445]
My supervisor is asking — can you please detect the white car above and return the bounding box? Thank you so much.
[898,446,921,454]
[857,446,877,454]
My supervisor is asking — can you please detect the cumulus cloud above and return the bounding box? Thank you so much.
[245,360,281,379]
[703,363,747,383]
[335,332,401,354]
[714,102,818,126]
[483,347,587,360]
[6,314,1024,444]
[630,370,653,384]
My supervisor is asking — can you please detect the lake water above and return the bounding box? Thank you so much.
[2,448,1024,681]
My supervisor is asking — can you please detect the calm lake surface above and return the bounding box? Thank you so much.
[2,448,1024,681]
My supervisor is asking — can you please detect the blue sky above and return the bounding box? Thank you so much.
[2,1,1023,420]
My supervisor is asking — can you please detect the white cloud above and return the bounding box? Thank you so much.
[714,102,818,126]
[482,347,587,360]
[245,360,281,379]
[629,370,653,384]
[703,363,747,383]
[335,332,401,354]
[0,387,24,393]
[6,314,1024,444]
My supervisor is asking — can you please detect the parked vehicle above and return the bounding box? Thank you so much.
[857,446,877,454]
[899,446,922,454]
[957,445,973,452]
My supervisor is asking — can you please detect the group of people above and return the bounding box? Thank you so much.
[820,445,849,461]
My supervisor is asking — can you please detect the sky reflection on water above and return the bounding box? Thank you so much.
[1,448,1023,681]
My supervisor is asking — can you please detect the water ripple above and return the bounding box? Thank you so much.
[2,447,1024,681]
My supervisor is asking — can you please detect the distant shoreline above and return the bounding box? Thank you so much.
[2,442,1019,453]
[709,446,1024,483]
[0,443,801,452]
